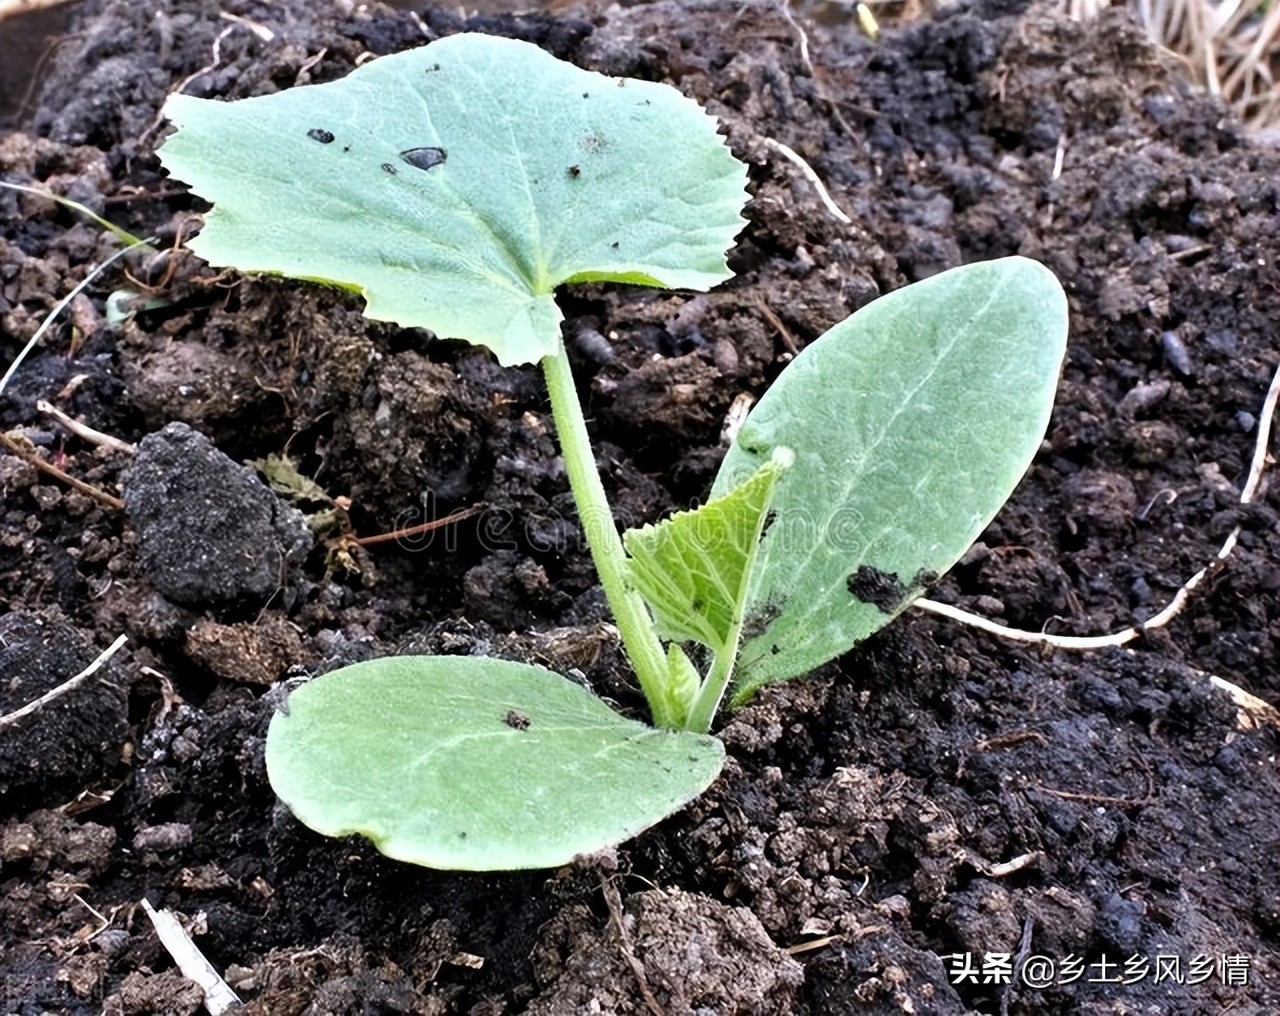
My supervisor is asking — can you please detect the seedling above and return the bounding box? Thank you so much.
[158,34,1067,870]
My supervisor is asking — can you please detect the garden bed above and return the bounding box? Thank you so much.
[1,0,1277,1012]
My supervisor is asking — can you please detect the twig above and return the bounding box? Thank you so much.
[755,297,799,355]
[141,899,241,1016]
[975,729,1048,752]
[785,934,841,955]
[975,850,1043,878]
[1032,785,1151,808]
[1169,243,1212,261]
[0,634,127,730]
[1034,760,1156,809]
[0,431,124,508]
[0,237,153,398]
[760,136,853,226]
[600,877,665,1016]
[71,893,118,941]
[353,503,484,547]
[914,358,1279,649]
[37,400,137,454]
[218,10,273,42]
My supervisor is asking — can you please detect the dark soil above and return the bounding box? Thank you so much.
[1,0,1277,1013]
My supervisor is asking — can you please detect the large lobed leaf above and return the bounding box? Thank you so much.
[265,656,724,870]
[712,257,1068,701]
[158,33,748,366]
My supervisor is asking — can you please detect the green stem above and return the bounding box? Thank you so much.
[541,341,677,729]
[685,638,739,735]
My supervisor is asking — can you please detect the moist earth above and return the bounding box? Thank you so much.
[1,0,1277,1013]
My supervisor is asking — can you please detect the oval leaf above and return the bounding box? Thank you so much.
[265,656,725,870]
[158,33,748,365]
[712,257,1068,699]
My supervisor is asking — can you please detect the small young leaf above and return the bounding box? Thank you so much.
[712,257,1068,700]
[624,454,787,654]
[158,34,748,366]
[660,644,702,728]
[265,656,724,871]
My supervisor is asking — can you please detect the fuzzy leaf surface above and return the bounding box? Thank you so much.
[158,34,748,365]
[624,456,786,654]
[265,656,724,870]
[712,257,1068,700]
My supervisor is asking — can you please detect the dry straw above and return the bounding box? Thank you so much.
[1069,0,1279,136]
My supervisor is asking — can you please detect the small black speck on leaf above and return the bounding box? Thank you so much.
[381,162,397,175]
[742,602,781,641]
[342,145,350,153]
[567,164,581,179]
[426,63,441,73]
[504,709,531,730]
[582,92,590,99]
[307,128,335,144]
[400,146,448,172]
[847,564,906,613]
[610,241,619,249]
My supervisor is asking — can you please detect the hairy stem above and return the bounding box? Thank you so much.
[683,644,735,736]
[541,342,677,729]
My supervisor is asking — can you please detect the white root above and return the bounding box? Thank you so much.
[0,240,150,398]
[37,399,137,454]
[913,358,1279,712]
[760,136,853,226]
[0,634,127,730]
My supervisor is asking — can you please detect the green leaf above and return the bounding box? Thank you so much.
[265,655,724,870]
[712,257,1068,700]
[659,644,702,729]
[623,454,788,654]
[158,34,748,366]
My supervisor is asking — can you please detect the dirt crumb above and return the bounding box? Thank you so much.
[0,612,128,807]
[184,614,305,685]
[122,422,312,609]
[529,887,804,1015]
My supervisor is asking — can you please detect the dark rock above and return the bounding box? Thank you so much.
[1095,891,1146,953]
[122,422,312,608]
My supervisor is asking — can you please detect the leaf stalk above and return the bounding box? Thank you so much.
[541,342,678,729]
[685,645,736,736]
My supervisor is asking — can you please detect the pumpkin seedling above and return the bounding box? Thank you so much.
[158,33,1067,870]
